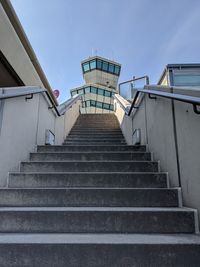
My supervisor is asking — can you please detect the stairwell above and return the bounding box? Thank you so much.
[0,114,200,266]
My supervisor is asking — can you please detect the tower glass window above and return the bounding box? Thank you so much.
[85,86,90,93]
[104,90,111,97]
[114,65,120,75]
[83,62,90,72]
[102,61,108,72]
[90,60,96,70]
[98,88,104,96]
[91,86,97,94]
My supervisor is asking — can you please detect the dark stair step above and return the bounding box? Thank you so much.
[0,188,179,207]
[8,172,168,188]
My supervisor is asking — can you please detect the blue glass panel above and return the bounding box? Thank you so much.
[83,62,90,72]
[96,101,103,108]
[102,61,108,72]
[173,75,200,86]
[110,104,114,110]
[104,90,111,97]
[90,60,96,70]
[91,86,97,94]
[78,89,84,95]
[84,86,90,93]
[97,59,102,69]
[86,100,90,107]
[103,103,110,110]
[108,63,114,73]
[114,65,120,75]
[91,100,96,107]
[98,88,104,96]
[71,91,77,96]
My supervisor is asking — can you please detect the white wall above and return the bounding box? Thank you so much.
[0,93,80,186]
[115,88,200,220]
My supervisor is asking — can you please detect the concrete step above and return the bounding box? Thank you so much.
[64,141,127,145]
[0,207,196,233]
[67,135,125,139]
[37,145,146,152]
[64,138,126,142]
[70,129,123,133]
[8,172,168,188]
[30,152,151,161]
[0,234,199,266]
[20,161,159,172]
[0,188,179,207]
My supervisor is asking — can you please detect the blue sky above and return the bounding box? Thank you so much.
[11,0,200,102]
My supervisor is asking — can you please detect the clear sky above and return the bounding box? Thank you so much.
[10,0,200,102]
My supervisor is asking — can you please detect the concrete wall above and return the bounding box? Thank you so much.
[0,94,80,186]
[115,88,200,219]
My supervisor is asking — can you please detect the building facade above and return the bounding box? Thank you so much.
[70,56,121,113]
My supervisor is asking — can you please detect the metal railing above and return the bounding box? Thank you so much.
[127,87,200,116]
[118,75,149,101]
[0,86,82,116]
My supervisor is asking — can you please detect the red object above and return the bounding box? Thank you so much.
[53,89,60,98]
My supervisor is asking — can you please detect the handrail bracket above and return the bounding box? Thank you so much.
[193,104,200,114]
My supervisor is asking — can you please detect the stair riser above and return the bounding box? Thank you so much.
[30,153,151,161]
[67,135,124,139]
[0,244,199,267]
[37,146,146,152]
[64,142,127,145]
[8,173,168,188]
[20,162,159,173]
[0,189,178,207]
[0,211,195,233]
[64,140,126,144]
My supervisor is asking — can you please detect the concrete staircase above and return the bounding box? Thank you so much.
[1,114,200,266]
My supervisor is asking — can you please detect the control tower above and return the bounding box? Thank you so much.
[70,56,121,113]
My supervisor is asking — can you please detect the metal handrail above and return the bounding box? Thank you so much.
[127,88,200,116]
[0,86,61,116]
[0,86,81,116]
[118,75,149,94]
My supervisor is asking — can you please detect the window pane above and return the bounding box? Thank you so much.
[96,101,103,108]
[83,62,90,72]
[91,86,97,94]
[110,104,114,110]
[71,91,77,96]
[82,102,86,108]
[104,90,111,97]
[98,88,104,96]
[97,59,102,69]
[85,86,90,93]
[90,60,96,70]
[86,100,90,107]
[103,103,110,110]
[114,65,120,75]
[91,100,96,107]
[173,75,200,86]
[102,61,108,71]
[108,63,114,73]
[78,89,84,95]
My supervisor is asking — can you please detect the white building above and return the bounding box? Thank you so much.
[70,56,121,113]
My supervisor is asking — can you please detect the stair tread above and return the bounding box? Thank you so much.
[0,233,199,244]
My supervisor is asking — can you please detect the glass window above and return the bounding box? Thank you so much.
[98,88,104,96]
[91,100,96,107]
[104,90,111,97]
[96,101,103,108]
[173,74,200,86]
[82,102,86,108]
[97,59,102,69]
[71,91,77,96]
[84,86,90,93]
[103,103,110,110]
[114,65,120,75]
[91,86,97,94]
[110,104,114,110]
[108,63,114,73]
[78,89,84,95]
[90,60,96,70]
[83,62,90,72]
[102,61,108,72]
[86,100,90,107]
